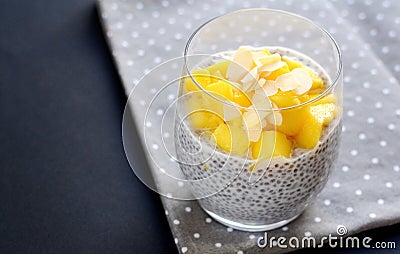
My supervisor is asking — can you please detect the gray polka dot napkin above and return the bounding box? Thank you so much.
[97,0,400,253]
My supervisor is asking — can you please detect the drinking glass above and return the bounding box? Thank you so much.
[175,9,342,231]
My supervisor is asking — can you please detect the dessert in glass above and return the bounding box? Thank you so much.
[175,9,342,231]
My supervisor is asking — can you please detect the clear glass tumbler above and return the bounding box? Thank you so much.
[175,9,342,231]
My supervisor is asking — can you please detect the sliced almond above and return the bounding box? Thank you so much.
[242,111,261,129]
[226,47,254,83]
[275,68,313,94]
[223,102,242,121]
[252,51,270,66]
[242,111,263,142]
[241,67,259,92]
[246,125,263,142]
[275,71,299,92]
[251,93,272,113]
[241,66,258,84]
[261,118,267,128]
[258,60,286,73]
[262,80,278,96]
[266,110,283,126]
[258,53,281,66]
[251,77,266,91]
[292,68,312,95]
[259,71,271,78]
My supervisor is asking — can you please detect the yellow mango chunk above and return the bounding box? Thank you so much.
[206,60,230,78]
[298,94,311,103]
[277,107,308,136]
[205,80,234,101]
[270,91,302,108]
[262,48,272,55]
[184,69,211,92]
[209,70,224,83]
[252,131,292,159]
[264,63,290,81]
[307,88,325,95]
[232,89,252,107]
[189,91,224,119]
[305,67,324,89]
[185,93,206,112]
[309,103,336,126]
[282,57,304,70]
[295,113,323,149]
[185,94,224,129]
[309,94,336,105]
[213,123,250,156]
[188,111,224,129]
[300,93,336,107]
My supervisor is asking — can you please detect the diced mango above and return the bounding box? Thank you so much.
[282,57,304,70]
[277,107,308,136]
[184,69,211,92]
[206,60,230,78]
[187,89,224,119]
[299,93,336,107]
[270,91,302,108]
[213,123,250,156]
[188,111,224,129]
[205,80,234,101]
[305,67,324,89]
[262,48,272,55]
[185,94,224,129]
[309,103,336,126]
[264,63,290,80]
[298,94,311,103]
[252,131,292,159]
[232,89,252,107]
[185,93,206,112]
[309,94,336,105]
[209,70,224,83]
[294,112,323,149]
[307,89,323,95]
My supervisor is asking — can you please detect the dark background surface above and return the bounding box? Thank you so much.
[0,0,398,253]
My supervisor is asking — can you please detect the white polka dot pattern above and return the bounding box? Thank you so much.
[98,0,400,253]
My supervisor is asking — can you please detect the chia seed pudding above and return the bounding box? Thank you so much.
[175,47,342,231]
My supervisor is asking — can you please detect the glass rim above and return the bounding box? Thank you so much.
[183,8,343,112]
